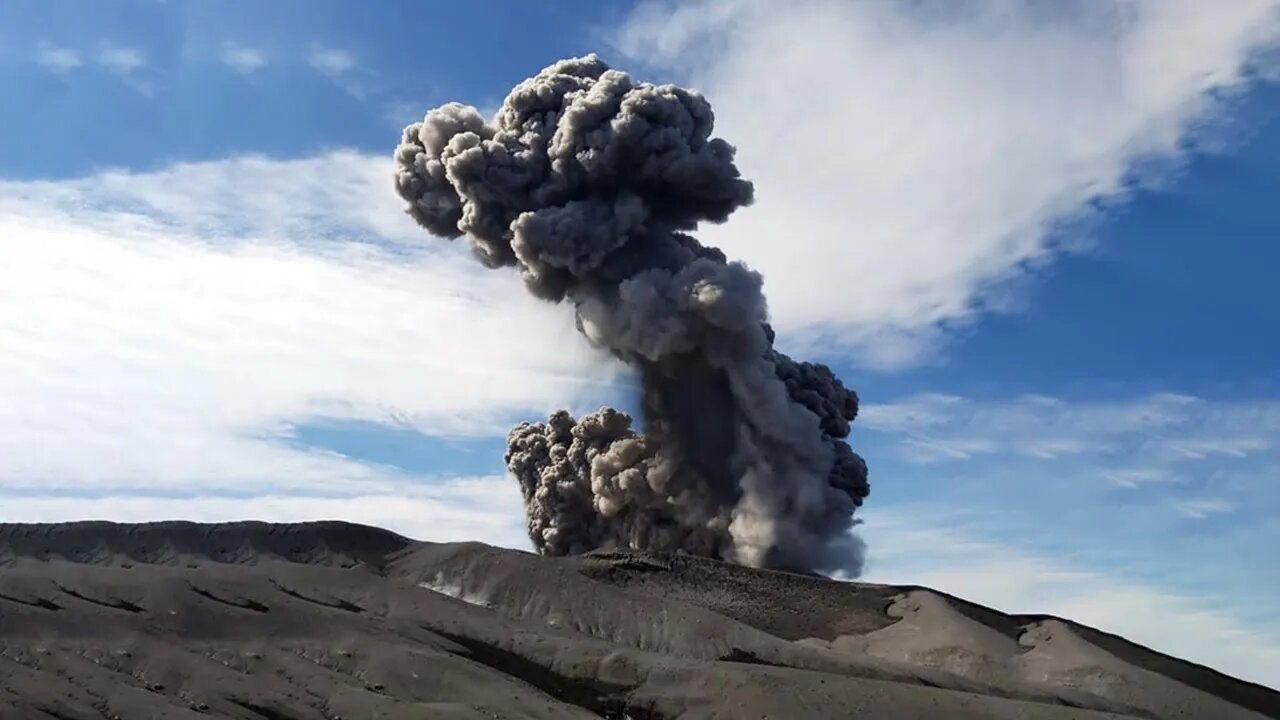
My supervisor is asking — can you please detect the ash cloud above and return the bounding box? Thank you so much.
[394,55,869,574]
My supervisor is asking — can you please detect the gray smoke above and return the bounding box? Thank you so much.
[394,55,869,574]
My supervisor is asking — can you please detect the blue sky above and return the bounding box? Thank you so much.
[2,0,1279,687]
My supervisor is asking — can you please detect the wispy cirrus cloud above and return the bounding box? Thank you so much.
[308,45,368,97]
[1166,437,1273,459]
[1173,497,1239,519]
[220,43,268,75]
[36,44,82,74]
[98,44,145,75]
[861,393,1280,505]
[1099,467,1184,488]
[615,0,1280,368]
[96,43,157,96]
[308,46,356,76]
[33,42,157,93]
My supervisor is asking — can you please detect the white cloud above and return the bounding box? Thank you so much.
[309,46,367,97]
[862,393,1280,472]
[34,41,158,93]
[1100,467,1184,488]
[855,389,1280,525]
[5,151,412,241]
[97,43,156,96]
[0,475,531,550]
[98,43,146,75]
[1166,437,1272,459]
[897,435,996,462]
[862,509,1280,688]
[36,44,82,74]
[221,43,267,75]
[309,47,357,76]
[0,152,619,495]
[1172,497,1238,519]
[616,0,1280,367]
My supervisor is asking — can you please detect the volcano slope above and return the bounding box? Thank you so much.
[0,522,1274,720]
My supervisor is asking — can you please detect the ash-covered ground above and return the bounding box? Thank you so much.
[0,521,1275,720]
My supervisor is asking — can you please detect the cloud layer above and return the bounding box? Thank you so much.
[0,154,619,495]
[861,392,1279,492]
[858,392,1280,559]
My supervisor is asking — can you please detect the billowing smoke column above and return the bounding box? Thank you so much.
[394,55,869,574]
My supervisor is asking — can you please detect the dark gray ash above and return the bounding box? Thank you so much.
[394,55,869,574]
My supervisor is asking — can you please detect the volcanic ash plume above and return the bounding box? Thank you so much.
[393,55,869,574]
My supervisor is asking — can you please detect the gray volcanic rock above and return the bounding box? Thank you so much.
[0,521,1275,719]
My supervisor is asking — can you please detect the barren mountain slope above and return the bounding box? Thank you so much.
[0,522,1274,720]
